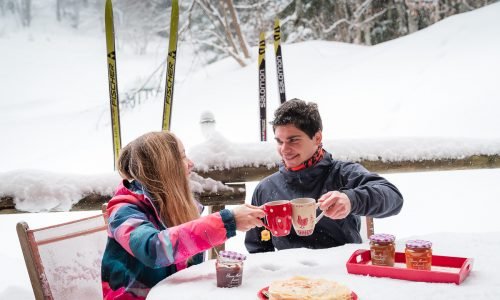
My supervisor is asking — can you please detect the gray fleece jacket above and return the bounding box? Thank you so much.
[244,151,404,253]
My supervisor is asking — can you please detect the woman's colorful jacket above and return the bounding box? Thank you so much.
[101,180,236,299]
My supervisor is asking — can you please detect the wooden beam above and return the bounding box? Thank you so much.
[197,154,500,183]
[0,184,245,214]
[2,154,499,214]
[361,155,500,174]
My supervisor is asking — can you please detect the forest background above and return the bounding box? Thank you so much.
[4,0,497,68]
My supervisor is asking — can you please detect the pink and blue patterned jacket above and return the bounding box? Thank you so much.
[101,180,236,299]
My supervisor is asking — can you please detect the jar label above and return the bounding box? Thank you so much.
[406,250,432,270]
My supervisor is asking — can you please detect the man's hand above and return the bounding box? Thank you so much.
[318,191,351,220]
[232,204,265,232]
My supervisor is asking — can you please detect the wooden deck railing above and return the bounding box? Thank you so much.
[0,183,246,214]
[2,154,498,214]
[2,154,498,258]
[196,154,500,183]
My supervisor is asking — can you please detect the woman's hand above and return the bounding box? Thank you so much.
[318,191,352,220]
[231,204,266,232]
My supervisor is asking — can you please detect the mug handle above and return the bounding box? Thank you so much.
[315,203,325,222]
[261,211,272,231]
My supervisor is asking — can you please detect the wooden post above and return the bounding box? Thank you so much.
[365,217,375,239]
[207,204,226,260]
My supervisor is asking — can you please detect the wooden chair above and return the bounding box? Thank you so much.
[17,207,109,300]
[362,216,375,241]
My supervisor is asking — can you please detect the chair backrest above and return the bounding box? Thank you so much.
[102,202,108,223]
[17,213,108,300]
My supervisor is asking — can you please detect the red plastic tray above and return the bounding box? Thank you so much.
[346,249,473,285]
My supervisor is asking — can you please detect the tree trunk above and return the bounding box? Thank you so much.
[56,0,62,22]
[362,0,373,45]
[218,0,240,60]
[408,7,419,33]
[338,0,350,42]
[224,0,250,58]
[432,2,440,23]
[295,0,303,22]
[394,0,408,35]
[352,0,363,44]
[20,0,31,27]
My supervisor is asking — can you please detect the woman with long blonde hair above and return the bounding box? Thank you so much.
[101,131,264,300]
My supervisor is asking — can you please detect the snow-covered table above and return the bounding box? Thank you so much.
[147,232,500,299]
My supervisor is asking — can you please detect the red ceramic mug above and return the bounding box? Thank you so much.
[262,200,292,237]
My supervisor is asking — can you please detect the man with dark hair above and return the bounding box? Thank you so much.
[245,98,404,253]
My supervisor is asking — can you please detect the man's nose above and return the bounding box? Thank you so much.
[280,142,290,152]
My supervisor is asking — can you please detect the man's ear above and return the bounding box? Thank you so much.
[314,130,322,145]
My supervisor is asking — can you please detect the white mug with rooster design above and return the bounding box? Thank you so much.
[290,198,325,236]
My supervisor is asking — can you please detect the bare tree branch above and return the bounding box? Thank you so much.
[195,40,246,67]
[322,18,350,34]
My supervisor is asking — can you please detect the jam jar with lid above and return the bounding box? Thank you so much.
[216,250,246,288]
[405,239,433,270]
[369,233,396,267]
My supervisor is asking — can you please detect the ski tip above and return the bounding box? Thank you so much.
[259,32,266,56]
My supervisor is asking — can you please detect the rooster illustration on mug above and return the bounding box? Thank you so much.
[296,215,309,228]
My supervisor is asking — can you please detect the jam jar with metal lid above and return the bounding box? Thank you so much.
[216,250,246,288]
[369,233,396,267]
[405,239,433,270]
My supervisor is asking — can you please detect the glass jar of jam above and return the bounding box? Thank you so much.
[215,250,246,288]
[369,233,396,267]
[405,239,432,270]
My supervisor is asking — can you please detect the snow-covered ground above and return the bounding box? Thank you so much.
[1,2,500,299]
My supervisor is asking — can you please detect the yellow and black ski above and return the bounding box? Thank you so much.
[162,0,179,131]
[258,32,267,141]
[105,0,121,169]
[273,18,286,104]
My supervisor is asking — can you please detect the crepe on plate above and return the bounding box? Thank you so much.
[268,276,351,300]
